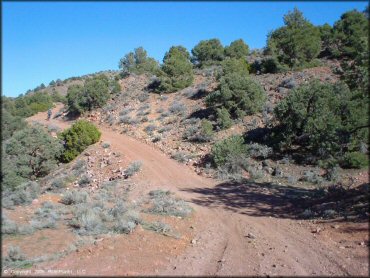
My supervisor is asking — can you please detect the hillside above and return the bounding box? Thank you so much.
[2,6,368,277]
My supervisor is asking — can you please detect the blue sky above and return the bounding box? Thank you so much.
[3,1,368,97]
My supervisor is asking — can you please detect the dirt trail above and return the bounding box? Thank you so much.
[26,105,368,276]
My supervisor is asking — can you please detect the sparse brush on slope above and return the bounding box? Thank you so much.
[146,190,192,217]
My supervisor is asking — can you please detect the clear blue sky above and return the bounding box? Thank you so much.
[3,1,368,97]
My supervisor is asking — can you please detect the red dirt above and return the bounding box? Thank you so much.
[17,104,369,276]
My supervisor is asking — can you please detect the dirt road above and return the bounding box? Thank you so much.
[26,105,369,276]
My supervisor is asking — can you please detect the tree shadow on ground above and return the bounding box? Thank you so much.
[182,181,369,221]
[188,107,214,121]
[181,180,313,219]
[190,89,208,100]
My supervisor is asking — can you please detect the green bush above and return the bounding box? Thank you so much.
[2,181,40,208]
[220,58,249,77]
[58,120,101,162]
[66,84,85,115]
[119,47,159,76]
[156,46,194,93]
[216,107,233,129]
[266,8,321,68]
[341,152,368,169]
[199,119,214,141]
[206,73,266,119]
[51,89,66,103]
[211,135,247,167]
[332,9,368,59]
[191,38,224,67]
[3,126,63,187]
[250,57,283,74]
[224,39,249,59]
[1,109,27,141]
[273,80,368,161]
[66,75,111,115]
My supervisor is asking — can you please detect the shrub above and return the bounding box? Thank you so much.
[224,39,249,59]
[2,182,40,208]
[31,202,60,229]
[220,58,249,77]
[301,169,324,185]
[250,57,281,74]
[191,38,224,67]
[273,81,368,161]
[78,175,91,187]
[118,47,159,76]
[206,73,266,119]
[142,221,171,235]
[72,160,86,172]
[198,119,214,142]
[3,126,63,186]
[58,120,101,162]
[216,153,251,181]
[156,46,194,93]
[266,8,321,69]
[216,107,233,129]
[66,75,110,115]
[171,152,189,163]
[119,115,133,124]
[60,190,89,205]
[146,190,192,217]
[50,177,67,190]
[332,10,368,59]
[101,142,111,148]
[2,246,33,269]
[137,110,150,116]
[138,93,149,102]
[169,101,186,114]
[125,161,142,177]
[144,124,156,134]
[1,109,27,141]
[2,214,19,234]
[119,107,134,116]
[247,143,272,159]
[182,125,199,140]
[69,205,106,235]
[211,135,247,167]
[341,152,368,169]
[113,219,137,234]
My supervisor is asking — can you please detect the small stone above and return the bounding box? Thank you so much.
[191,239,197,245]
[32,199,39,205]
[359,241,365,246]
[312,227,321,233]
[246,233,256,239]
[339,246,346,249]
[331,225,340,229]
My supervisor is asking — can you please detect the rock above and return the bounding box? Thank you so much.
[246,233,256,239]
[331,224,340,229]
[272,167,282,177]
[32,199,39,205]
[359,241,365,246]
[312,227,322,233]
[191,239,197,245]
